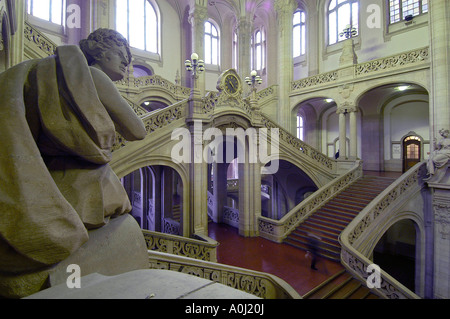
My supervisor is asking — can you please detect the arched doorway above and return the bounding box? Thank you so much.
[122,165,183,236]
[403,135,422,172]
[373,219,417,292]
[261,160,318,220]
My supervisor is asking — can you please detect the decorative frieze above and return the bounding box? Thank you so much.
[291,71,339,91]
[355,47,429,76]
[434,204,450,239]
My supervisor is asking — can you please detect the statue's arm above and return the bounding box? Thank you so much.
[90,67,146,141]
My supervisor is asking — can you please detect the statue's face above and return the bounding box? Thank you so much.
[95,45,130,81]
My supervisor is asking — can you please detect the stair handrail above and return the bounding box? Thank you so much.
[112,98,188,151]
[339,162,427,299]
[24,21,57,58]
[142,229,219,262]
[259,160,363,242]
[260,114,335,173]
[147,250,302,299]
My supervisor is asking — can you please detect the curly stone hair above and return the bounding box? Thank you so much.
[79,28,132,66]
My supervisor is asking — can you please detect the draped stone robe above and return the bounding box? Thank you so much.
[0,46,145,298]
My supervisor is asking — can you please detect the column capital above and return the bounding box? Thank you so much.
[188,4,208,27]
[274,0,297,16]
[337,102,357,114]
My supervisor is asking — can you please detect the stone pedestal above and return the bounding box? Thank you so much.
[427,165,450,299]
[47,214,149,287]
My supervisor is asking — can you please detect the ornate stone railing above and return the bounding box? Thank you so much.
[112,99,187,151]
[116,75,191,98]
[162,218,181,236]
[24,22,57,58]
[259,160,363,242]
[355,47,429,76]
[291,70,339,91]
[122,96,148,117]
[339,162,426,299]
[223,206,240,228]
[261,114,335,172]
[142,229,219,262]
[255,85,278,104]
[291,47,429,93]
[147,250,301,299]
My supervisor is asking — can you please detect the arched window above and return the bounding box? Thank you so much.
[116,0,160,53]
[389,0,428,24]
[232,31,238,70]
[205,21,220,65]
[403,135,421,172]
[27,0,65,26]
[293,10,306,58]
[328,0,359,45]
[251,28,265,71]
[297,116,304,141]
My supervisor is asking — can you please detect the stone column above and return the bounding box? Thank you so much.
[237,129,261,237]
[349,109,358,159]
[212,162,227,223]
[238,160,261,237]
[188,3,207,95]
[429,1,450,139]
[236,16,252,83]
[10,0,24,66]
[338,109,347,160]
[188,120,208,236]
[274,0,297,129]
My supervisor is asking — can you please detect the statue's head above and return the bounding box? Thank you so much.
[80,28,132,81]
[439,129,450,138]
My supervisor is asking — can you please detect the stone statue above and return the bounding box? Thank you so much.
[426,129,450,180]
[0,29,146,298]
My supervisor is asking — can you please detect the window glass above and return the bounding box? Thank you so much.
[293,10,306,57]
[328,0,359,45]
[27,0,65,26]
[116,0,159,53]
[389,0,428,24]
[204,21,220,65]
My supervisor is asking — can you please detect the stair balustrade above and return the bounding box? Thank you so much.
[259,161,363,243]
[339,162,427,299]
[142,229,219,262]
[147,250,301,299]
[112,99,188,152]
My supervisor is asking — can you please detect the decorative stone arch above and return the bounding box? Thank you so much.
[115,155,190,237]
[368,212,425,295]
[259,153,324,189]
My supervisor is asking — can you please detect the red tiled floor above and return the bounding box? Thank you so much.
[208,223,344,296]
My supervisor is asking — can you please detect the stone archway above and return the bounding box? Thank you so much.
[373,219,418,292]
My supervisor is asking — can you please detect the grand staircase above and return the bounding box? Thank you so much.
[302,269,379,299]
[284,175,396,262]
[283,175,397,299]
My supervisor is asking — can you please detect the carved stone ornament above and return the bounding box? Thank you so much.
[434,204,450,240]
